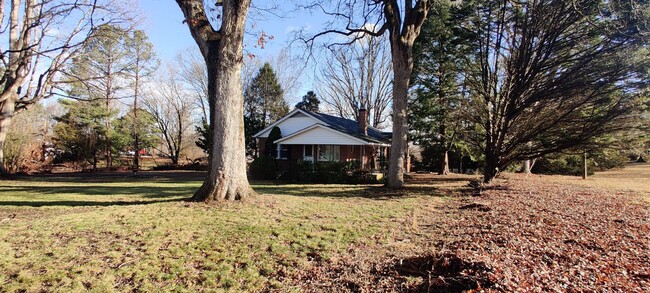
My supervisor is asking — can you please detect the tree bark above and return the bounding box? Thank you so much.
[387,50,410,188]
[483,150,500,183]
[523,159,531,175]
[0,98,16,174]
[176,0,255,201]
[133,60,140,176]
[439,117,449,175]
[440,150,450,175]
[383,0,429,188]
[193,43,253,201]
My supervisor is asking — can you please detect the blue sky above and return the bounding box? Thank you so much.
[138,1,312,63]
[138,0,320,101]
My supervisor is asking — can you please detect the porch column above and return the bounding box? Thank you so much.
[277,143,281,159]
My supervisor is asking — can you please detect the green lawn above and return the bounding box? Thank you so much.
[0,173,453,292]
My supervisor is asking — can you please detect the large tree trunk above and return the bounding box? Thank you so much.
[0,98,16,175]
[483,150,501,183]
[387,51,410,188]
[178,0,255,201]
[192,42,254,201]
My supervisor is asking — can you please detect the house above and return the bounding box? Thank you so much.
[253,108,392,171]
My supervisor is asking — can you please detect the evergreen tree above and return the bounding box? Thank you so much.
[295,91,321,112]
[410,0,477,174]
[265,127,282,157]
[112,108,158,156]
[65,24,134,168]
[195,118,211,154]
[53,99,115,169]
[244,63,288,127]
[244,115,264,157]
[464,0,649,183]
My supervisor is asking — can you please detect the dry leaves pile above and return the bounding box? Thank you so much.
[292,175,649,292]
[445,176,650,292]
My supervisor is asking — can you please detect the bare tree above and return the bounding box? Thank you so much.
[177,49,209,123]
[0,0,128,174]
[318,34,392,128]
[142,64,192,165]
[270,48,303,104]
[127,30,158,174]
[301,0,431,188]
[175,0,255,201]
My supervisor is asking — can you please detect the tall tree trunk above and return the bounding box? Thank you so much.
[105,63,112,168]
[387,51,410,188]
[483,149,500,183]
[0,98,16,174]
[440,150,450,175]
[192,41,254,201]
[175,0,255,201]
[439,119,449,175]
[133,64,140,176]
[523,159,531,175]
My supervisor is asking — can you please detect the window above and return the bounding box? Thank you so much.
[280,145,290,160]
[318,145,340,161]
[304,145,313,161]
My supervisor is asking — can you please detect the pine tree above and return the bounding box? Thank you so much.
[295,91,321,112]
[244,63,288,127]
[53,99,114,169]
[410,1,477,175]
[65,24,134,168]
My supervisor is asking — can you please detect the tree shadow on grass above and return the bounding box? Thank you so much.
[0,183,195,207]
[253,184,449,200]
[3,171,206,184]
[0,198,184,207]
[0,185,197,198]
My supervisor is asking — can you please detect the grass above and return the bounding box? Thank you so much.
[540,162,650,204]
[0,172,455,292]
[1,165,646,291]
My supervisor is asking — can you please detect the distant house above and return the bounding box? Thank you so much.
[253,108,392,171]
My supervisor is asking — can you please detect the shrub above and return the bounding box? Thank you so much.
[249,155,277,180]
[532,154,594,176]
[591,150,628,170]
[291,160,381,184]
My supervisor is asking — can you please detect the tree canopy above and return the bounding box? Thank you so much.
[463,0,649,182]
[295,91,321,113]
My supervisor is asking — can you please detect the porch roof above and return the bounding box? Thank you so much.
[274,124,390,146]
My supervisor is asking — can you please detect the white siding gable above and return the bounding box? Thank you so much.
[277,125,366,145]
[256,112,320,138]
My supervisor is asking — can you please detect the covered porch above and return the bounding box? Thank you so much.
[272,124,390,172]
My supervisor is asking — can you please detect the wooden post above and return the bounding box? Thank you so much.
[582,151,588,180]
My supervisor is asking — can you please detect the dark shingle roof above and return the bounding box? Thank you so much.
[303,110,391,144]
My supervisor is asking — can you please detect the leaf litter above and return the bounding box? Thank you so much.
[290,174,649,292]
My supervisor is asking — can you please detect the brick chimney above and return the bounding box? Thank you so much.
[358,108,368,135]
